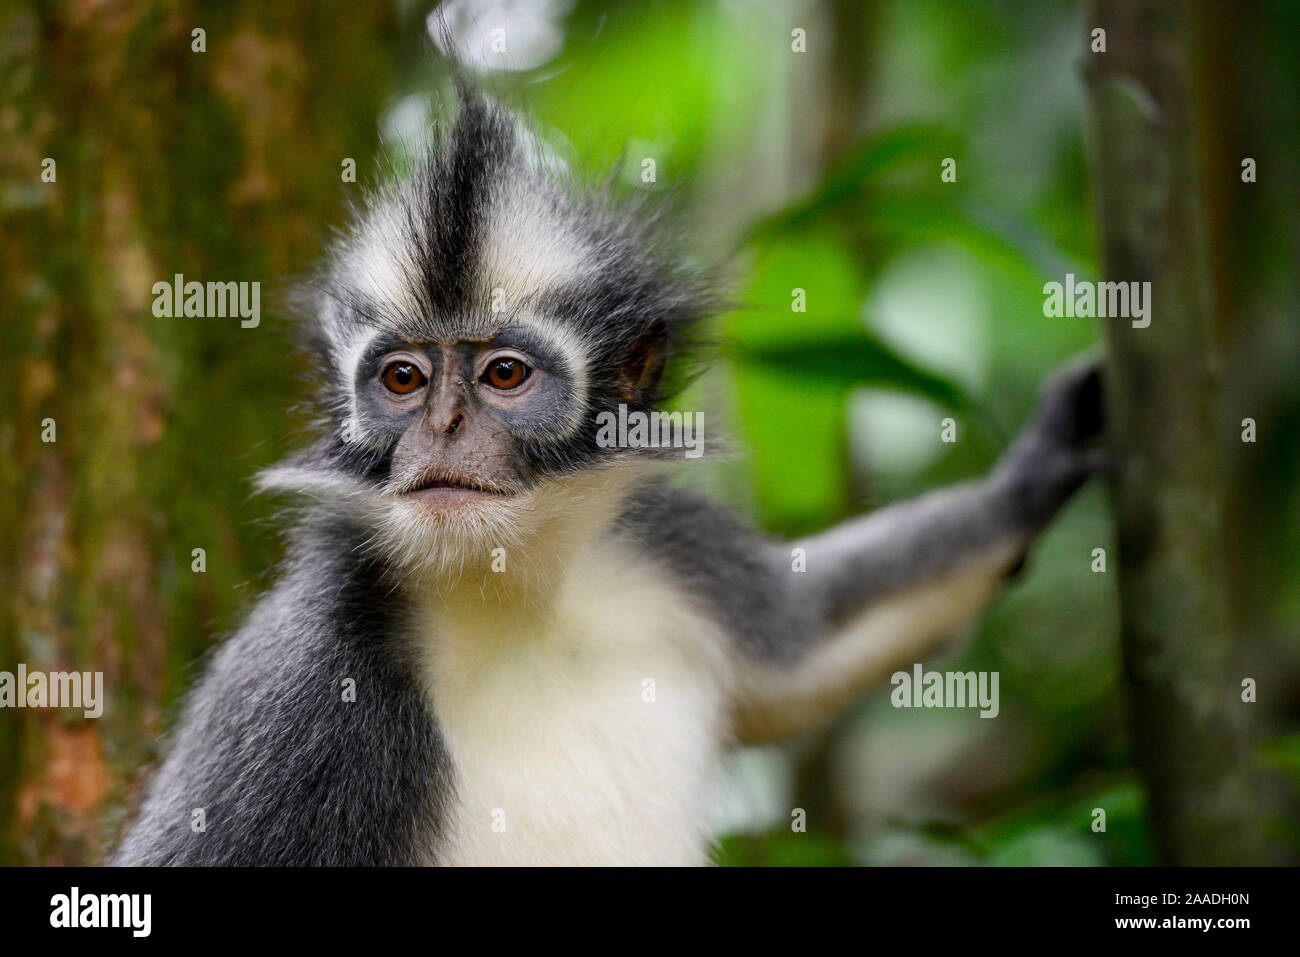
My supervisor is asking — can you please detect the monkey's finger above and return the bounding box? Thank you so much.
[1036,353,1105,446]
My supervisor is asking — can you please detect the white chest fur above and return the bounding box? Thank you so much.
[417,541,731,866]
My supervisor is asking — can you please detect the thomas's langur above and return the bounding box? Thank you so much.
[115,90,1105,866]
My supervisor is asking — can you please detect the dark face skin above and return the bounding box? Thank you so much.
[352,327,581,511]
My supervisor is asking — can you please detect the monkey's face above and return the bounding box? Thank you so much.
[357,328,580,511]
[261,93,713,578]
[336,313,668,575]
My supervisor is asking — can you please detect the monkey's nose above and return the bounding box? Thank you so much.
[444,411,465,437]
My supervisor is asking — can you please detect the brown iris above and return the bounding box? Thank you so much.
[382,361,426,395]
[483,357,530,390]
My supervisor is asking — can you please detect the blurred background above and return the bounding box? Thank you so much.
[0,0,1296,865]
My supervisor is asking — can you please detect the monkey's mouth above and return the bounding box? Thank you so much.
[399,470,516,508]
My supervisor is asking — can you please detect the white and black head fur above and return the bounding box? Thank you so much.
[260,88,717,581]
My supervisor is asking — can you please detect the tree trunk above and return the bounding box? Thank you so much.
[0,1,400,864]
[1083,0,1266,864]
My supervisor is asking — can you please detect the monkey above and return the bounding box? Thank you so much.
[113,88,1105,867]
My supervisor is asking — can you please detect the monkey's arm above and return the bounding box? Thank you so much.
[733,481,1033,741]
[626,359,1103,743]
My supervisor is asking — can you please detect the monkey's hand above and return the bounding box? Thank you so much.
[993,354,1107,529]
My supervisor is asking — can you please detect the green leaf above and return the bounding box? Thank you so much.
[725,229,869,532]
[986,827,1105,867]
[734,328,974,411]
[714,830,853,867]
[747,123,965,240]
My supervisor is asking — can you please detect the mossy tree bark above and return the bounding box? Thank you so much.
[1083,0,1266,864]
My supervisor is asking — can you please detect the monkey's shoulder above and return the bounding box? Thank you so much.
[117,555,449,866]
[613,481,805,661]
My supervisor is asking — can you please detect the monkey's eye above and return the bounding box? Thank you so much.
[381,361,426,395]
[482,357,531,391]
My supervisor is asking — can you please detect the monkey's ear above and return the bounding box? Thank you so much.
[618,322,668,404]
